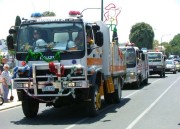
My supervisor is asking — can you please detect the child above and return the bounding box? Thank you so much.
[1,64,11,102]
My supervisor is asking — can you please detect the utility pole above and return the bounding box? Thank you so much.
[101,0,103,21]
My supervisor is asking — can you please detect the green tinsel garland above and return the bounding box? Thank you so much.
[25,50,61,63]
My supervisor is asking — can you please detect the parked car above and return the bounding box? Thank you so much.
[165,60,177,74]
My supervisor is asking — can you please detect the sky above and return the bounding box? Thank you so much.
[0,0,180,43]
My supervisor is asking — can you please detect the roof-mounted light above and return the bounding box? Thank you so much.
[125,42,135,47]
[31,12,42,18]
[69,11,81,17]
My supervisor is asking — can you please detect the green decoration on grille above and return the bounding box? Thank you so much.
[25,50,61,63]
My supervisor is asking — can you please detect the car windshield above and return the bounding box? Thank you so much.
[121,48,136,68]
[17,22,85,52]
[166,60,173,65]
[148,53,162,62]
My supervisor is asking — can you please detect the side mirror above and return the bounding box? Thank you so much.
[6,35,15,50]
[95,31,103,47]
[92,25,100,31]
[9,29,16,34]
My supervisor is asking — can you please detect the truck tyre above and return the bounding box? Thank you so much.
[163,71,165,77]
[173,70,177,74]
[86,85,101,117]
[0,97,4,105]
[134,76,141,89]
[22,96,39,118]
[144,75,148,85]
[112,77,122,103]
[160,71,163,78]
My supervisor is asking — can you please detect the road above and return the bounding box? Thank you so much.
[0,72,180,129]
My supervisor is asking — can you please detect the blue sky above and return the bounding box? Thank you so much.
[0,0,180,43]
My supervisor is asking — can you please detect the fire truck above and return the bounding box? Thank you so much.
[7,11,126,118]
[119,43,149,88]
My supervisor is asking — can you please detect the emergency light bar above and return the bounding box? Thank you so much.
[69,11,81,16]
[125,42,135,47]
[31,13,42,17]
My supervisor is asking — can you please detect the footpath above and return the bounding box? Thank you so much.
[0,89,21,111]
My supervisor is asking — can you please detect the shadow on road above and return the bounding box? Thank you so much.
[11,98,131,126]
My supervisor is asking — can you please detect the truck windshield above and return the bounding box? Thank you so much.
[17,22,85,52]
[148,53,161,62]
[126,48,136,68]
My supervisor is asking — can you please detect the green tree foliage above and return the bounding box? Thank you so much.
[42,11,56,17]
[168,34,180,55]
[129,22,154,49]
[153,40,159,49]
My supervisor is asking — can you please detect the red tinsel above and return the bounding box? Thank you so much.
[49,62,65,77]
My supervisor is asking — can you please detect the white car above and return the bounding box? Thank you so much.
[165,60,177,74]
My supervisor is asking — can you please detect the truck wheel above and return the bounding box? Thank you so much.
[112,77,122,103]
[160,71,163,78]
[134,77,141,89]
[22,96,39,118]
[173,70,177,74]
[0,97,4,105]
[144,76,148,85]
[86,85,101,117]
[163,71,165,77]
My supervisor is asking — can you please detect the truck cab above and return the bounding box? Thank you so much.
[120,43,149,88]
[148,51,166,78]
[7,12,126,118]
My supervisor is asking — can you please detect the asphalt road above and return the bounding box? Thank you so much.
[0,72,180,129]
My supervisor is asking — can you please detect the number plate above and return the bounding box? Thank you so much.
[42,86,55,92]
[149,69,153,71]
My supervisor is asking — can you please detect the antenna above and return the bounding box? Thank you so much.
[48,0,50,12]
[31,0,35,12]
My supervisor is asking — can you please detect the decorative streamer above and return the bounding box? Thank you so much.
[49,62,65,77]
[12,66,32,79]
[25,50,61,63]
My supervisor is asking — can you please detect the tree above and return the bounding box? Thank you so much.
[129,22,154,49]
[153,40,159,49]
[42,11,56,17]
[169,34,180,55]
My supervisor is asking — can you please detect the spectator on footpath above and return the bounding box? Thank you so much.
[1,64,12,103]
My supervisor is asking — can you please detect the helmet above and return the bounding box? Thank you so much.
[36,39,46,46]
[67,41,76,48]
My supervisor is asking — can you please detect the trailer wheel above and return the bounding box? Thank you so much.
[112,77,122,103]
[86,85,101,117]
[22,96,39,118]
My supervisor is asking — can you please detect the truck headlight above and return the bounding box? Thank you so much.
[63,81,89,88]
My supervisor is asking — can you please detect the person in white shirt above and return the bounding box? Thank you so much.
[1,64,11,102]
